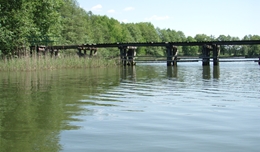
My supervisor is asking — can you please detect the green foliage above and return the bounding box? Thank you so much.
[0,0,63,55]
[242,35,260,57]
[0,0,259,57]
[182,36,199,56]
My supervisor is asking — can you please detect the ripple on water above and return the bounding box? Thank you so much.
[61,63,260,152]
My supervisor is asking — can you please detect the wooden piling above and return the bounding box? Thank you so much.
[50,48,59,58]
[36,45,46,56]
[127,47,137,66]
[213,44,220,66]
[30,46,36,57]
[202,45,210,66]
[90,48,97,57]
[119,46,127,66]
[77,48,82,57]
[119,46,137,66]
[166,45,178,66]
[90,50,93,57]
[119,47,123,65]
[166,45,173,66]
[83,50,87,57]
[172,46,178,66]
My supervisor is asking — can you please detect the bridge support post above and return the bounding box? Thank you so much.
[119,46,127,66]
[37,45,46,56]
[77,48,82,57]
[90,49,93,57]
[166,45,178,66]
[213,44,220,66]
[84,50,87,56]
[50,47,59,58]
[202,44,210,66]
[166,45,172,66]
[127,46,137,66]
[172,46,178,66]
[30,46,36,57]
[89,48,97,57]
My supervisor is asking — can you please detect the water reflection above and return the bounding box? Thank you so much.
[0,68,121,152]
[202,65,220,79]
[202,66,211,79]
[4,64,256,152]
[120,66,136,82]
[167,66,178,78]
[0,71,63,152]
[213,65,220,79]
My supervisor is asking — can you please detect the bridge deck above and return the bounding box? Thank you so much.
[46,40,260,50]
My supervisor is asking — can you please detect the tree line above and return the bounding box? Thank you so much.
[1,0,259,57]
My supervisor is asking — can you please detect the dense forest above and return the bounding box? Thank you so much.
[0,0,259,57]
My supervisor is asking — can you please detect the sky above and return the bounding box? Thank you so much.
[77,0,259,39]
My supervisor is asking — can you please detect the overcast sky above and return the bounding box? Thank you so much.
[77,0,259,39]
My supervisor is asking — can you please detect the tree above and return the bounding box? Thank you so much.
[60,0,93,44]
[125,23,143,42]
[157,28,170,42]
[121,23,134,42]
[182,36,199,56]
[0,0,63,56]
[217,35,230,55]
[245,35,260,56]
[194,34,211,42]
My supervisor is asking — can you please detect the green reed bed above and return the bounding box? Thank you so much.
[0,56,120,71]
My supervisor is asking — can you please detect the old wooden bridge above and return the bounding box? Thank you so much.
[34,40,260,66]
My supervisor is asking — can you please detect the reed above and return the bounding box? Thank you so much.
[0,55,121,71]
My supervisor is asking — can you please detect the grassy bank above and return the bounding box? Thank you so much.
[0,56,121,72]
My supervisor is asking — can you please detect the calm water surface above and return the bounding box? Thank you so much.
[0,62,259,152]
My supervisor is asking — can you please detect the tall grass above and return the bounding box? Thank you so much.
[0,55,121,71]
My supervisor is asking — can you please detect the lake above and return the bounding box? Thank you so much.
[0,62,259,152]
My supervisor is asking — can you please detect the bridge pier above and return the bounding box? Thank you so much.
[77,47,97,58]
[49,47,59,58]
[119,46,127,66]
[89,48,97,57]
[202,44,210,66]
[173,46,178,66]
[166,45,178,66]
[36,45,47,56]
[202,44,220,66]
[213,44,220,66]
[30,46,36,57]
[127,47,137,66]
[166,46,171,66]
[77,48,84,57]
[119,46,137,66]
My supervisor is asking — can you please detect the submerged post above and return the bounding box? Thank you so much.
[119,46,127,66]
[172,46,178,66]
[119,46,137,66]
[127,46,137,66]
[202,44,210,66]
[213,44,220,66]
[166,45,178,66]
[166,45,173,66]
